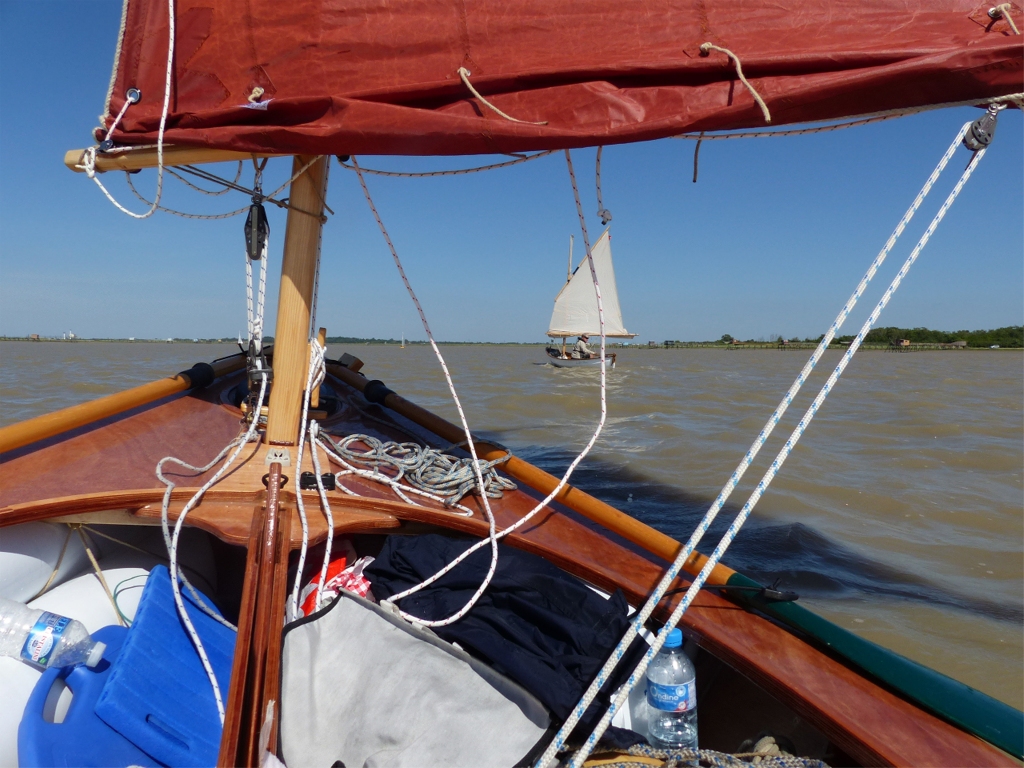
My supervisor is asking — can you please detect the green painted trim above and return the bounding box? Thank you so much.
[722,572,1023,758]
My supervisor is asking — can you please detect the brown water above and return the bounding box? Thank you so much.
[1,340,1021,708]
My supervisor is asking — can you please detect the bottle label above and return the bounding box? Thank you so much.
[20,612,71,667]
[647,680,696,712]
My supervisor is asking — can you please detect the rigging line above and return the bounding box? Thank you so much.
[457,67,549,125]
[78,0,175,219]
[377,150,614,623]
[699,43,771,124]
[536,119,975,768]
[692,131,704,183]
[570,135,990,766]
[287,339,328,621]
[672,92,1024,141]
[122,155,327,220]
[349,154,501,627]
[595,147,612,225]
[336,150,557,178]
[168,162,244,196]
[335,152,613,623]
[155,372,268,726]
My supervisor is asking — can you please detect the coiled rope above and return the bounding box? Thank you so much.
[541,120,989,768]
[323,433,515,504]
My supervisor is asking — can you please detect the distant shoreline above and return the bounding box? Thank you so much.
[2,337,1019,350]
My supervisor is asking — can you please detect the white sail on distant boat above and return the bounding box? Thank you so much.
[545,230,635,368]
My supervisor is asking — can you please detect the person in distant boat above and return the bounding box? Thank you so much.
[571,334,594,359]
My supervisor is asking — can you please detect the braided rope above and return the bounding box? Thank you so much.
[336,150,557,178]
[156,372,268,725]
[699,43,771,123]
[457,67,548,125]
[78,0,174,219]
[166,163,241,195]
[537,120,975,768]
[123,155,323,220]
[350,155,502,627]
[596,146,612,225]
[591,744,829,768]
[992,3,1020,34]
[561,126,988,768]
[673,92,1024,141]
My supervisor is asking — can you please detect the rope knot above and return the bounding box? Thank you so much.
[699,42,772,124]
[597,208,613,225]
[457,67,548,125]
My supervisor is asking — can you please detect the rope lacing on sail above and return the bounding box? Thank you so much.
[538,113,997,768]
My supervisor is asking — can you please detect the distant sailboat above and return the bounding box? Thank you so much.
[400,334,406,349]
[545,230,635,368]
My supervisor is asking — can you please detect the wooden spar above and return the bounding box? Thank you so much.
[218,464,292,767]
[323,360,735,587]
[64,146,280,174]
[265,156,329,446]
[0,353,249,454]
[219,155,328,766]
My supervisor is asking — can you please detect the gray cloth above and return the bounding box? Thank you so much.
[280,590,551,768]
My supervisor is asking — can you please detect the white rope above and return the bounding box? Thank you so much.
[344,151,614,629]
[99,0,131,135]
[287,340,328,621]
[155,372,268,725]
[699,43,771,124]
[568,135,990,767]
[313,434,476,514]
[79,0,175,218]
[457,67,548,125]
[122,155,323,220]
[337,151,557,178]
[539,121,983,768]
[992,3,1021,34]
[350,155,502,627]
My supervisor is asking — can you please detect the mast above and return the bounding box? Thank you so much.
[219,155,330,766]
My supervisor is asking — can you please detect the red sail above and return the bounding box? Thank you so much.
[102,0,1022,155]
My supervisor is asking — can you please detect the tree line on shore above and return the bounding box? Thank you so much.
[711,326,1022,348]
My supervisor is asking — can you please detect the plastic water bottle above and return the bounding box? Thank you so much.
[646,628,698,750]
[0,597,105,669]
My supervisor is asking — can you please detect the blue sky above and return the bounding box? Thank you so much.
[1,1,1021,344]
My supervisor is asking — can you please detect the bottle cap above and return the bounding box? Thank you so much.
[86,642,106,668]
[663,628,683,648]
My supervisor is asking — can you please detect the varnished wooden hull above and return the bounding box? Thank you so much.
[0,365,1017,767]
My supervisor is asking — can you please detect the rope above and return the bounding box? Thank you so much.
[78,0,175,218]
[156,372,267,725]
[287,339,328,621]
[595,147,612,225]
[336,151,556,178]
[692,132,704,183]
[536,120,974,768]
[457,67,549,125]
[76,527,126,627]
[672,92,1024,142]
[166,163,241,195]
[350,155,503,626]
[553,122,987,768]
[26,525,74,601]
[122,155,324,220]
[323,433,515,504]
[992,3,1021,34]
[699,43,771,124]
[590,743,829,768]
[315,433,476,515]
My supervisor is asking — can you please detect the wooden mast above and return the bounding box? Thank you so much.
[218,155,329,766]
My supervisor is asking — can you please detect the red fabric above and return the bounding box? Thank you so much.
[104,0,1022,155]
